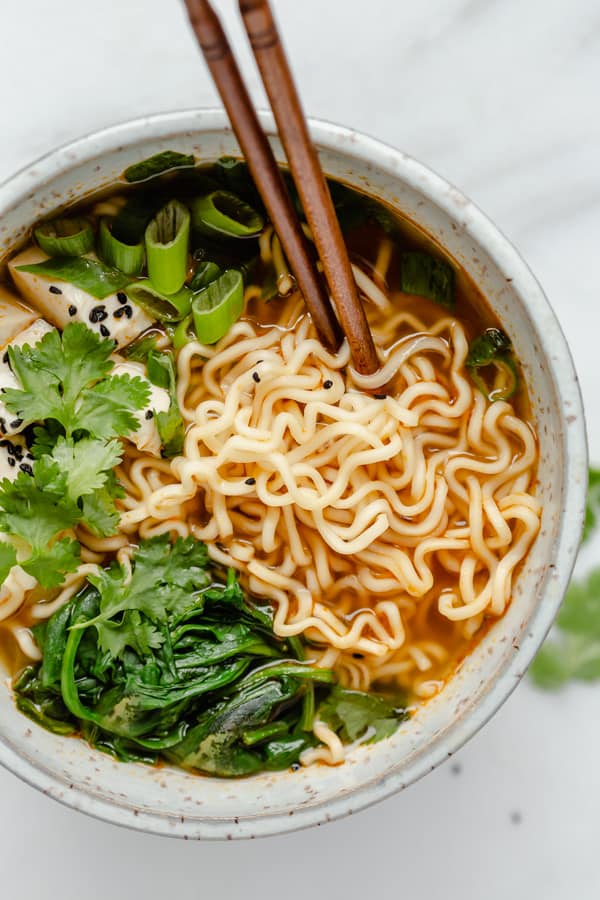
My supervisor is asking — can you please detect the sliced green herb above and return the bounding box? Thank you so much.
[34,217,94,257]
[192,269,244,345]
[191,190,263,239]
[145,200,190,295]
[98,218,145,276]
[126,280,192,323]
[189,261,221,291]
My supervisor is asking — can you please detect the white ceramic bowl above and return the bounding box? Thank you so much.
[0,110,587,839]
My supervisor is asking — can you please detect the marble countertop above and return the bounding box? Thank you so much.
[1,0,599,896]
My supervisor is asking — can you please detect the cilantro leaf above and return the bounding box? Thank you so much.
[50,437,122,500]
[78,536,212,651]
[80,488,120,538]
[76,375,150,440]
[0,542,17,584]
[0,467,80,551]
[4,323,148,441]
[95,610,165,660]
[22,538,80,589]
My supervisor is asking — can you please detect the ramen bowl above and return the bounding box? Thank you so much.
[0,110,586,839]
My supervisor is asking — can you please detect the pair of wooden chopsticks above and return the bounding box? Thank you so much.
[183,0,379,376]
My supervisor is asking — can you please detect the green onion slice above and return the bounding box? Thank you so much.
[98,218,145,276]
[34,217,95,257]
[189,261,222,291]
[171,314,196,351]
[126,280,192,322]
[145,200,191,295]
[467,328,519,402]
[192,269,244,344]
[191,190,264,239]
[401,251,455,309]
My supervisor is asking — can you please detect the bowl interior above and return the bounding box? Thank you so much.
[0,111,586,839]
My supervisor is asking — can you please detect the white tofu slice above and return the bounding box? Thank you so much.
[112,358,170,457]
[0,434,35,481]
[0,286,37,349]
[0,319,54,435]
[8,247,154,349]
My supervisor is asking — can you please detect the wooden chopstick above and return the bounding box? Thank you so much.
[238,0,380,376]
[183,0,342,352]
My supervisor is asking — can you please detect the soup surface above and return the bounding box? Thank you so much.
[0,154,540,775]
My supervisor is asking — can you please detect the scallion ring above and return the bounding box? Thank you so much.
[192,269,244,344]
[171,314,196,350]
[145,199,191,294]
[34,217,94,257]
[189,261,222,291]
[126,280,192,322]
[98,218,145,276]
[191,190,264,239]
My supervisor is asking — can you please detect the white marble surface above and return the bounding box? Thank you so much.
[1,0,600,896]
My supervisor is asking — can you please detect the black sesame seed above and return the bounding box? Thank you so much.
[291,763,300,772]
[252,372,260,383]
[352,653,364,659]
[0,418,5,432]
[7,457,15,467]
[323,380,333,389]
[68,305,77,317]
[6,442,16,456]
[89,305,108,324]
[99,324,110,338]
[0,440,7,448]
[145,409,154,420]
[2,351,8,364]
[49,285,62,295]
[123,305,133,319]
[113,307,125,319]
[19,463,33,476]
[374,393,386,400]
[117,292,128,305]
[245,477,256,486]
[13,445,23,461]
[10,418,23,430]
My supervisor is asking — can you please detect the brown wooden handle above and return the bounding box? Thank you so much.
[238,0,380,376]
[183,0,342,352]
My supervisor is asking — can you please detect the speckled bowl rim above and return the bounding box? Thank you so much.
[0,109,587,839]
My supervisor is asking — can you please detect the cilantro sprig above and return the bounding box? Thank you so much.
[4,324,149,440]
[0,324,149,588]
[531,468,600,689]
